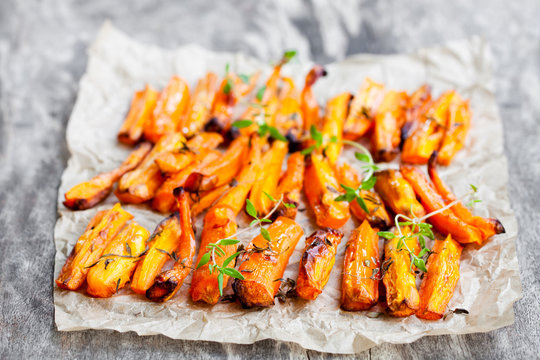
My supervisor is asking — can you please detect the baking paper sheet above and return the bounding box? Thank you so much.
[54,22,522,354]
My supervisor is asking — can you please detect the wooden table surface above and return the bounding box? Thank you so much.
[1,0,538,358]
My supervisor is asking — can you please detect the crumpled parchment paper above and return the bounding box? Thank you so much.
[54,22,522,354]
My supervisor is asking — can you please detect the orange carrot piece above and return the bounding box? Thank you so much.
[400,165,484,245]
[373,169,425,219]
[131,211,182,294]
[343,78,385,140]
[86,222,149,298]
[372,90,408,162]
[301,65,326,132]
[190,184,231,218]
[427,152,505,241]
[146,188,197,302]
[64,143,152,210]
[417,235,462,320]
[116,133,186,204]
[56,203,133,290]
[437,94,471,165]
[118,85,159,145]
[143,76,190,143]
[383,231,420,317]
[304,153,350,229]
[274,152,305,219]
[321,92,351,165]
[341,220,380,311]
[180,72,220,137]
[296,228,344,300]
[233,217,304,308]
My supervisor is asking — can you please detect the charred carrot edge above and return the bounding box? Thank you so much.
[416,234,462,320]
[64,143,152,210]
[400,165,484,246]
[301,65,326,132]
[274,152,305,219]
[116,133,186,204]
[373,169,425,219]
[383,231,420,317]
[343,78,385,140]
[189,137,263,304]
[304,153,350,229]
[437,95,471,165]
[180,72,219,137]
[118,85,159,145]
[143,76,190,143]
[335,162,392,229]
[372,90,408,162]
[56,203,133,290]
[296,228,344,300]
[401,91,454,164]
[146,188,197,302]
[428,152,505,240]
[321,92,351,165]
[341,220,380,311]
[184,136,248,193]
[86,221,150,298]
[131,211,183,294]
[249,140,288,216]
[233,216,304,308]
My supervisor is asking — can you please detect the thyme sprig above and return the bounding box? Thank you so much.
[334,140,380,213]
[195,195,291,296]
[300,125,338,155]
[378,184,481,273]
[231,112,287,142]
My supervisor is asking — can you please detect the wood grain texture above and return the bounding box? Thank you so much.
[0,0,538,358]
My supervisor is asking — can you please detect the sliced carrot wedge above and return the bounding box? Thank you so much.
[296,228,344,300]
[301,65,326,132]
[417,234,462,320]
[343,78,385,140]
[321,92,351,165]
[64,143,152,210]
[341,220,380,311]
[374,169,425,219]
[86,222,149,298]
[437,94,471,165]
[372,90,408,162]
[56,203,133,290]
[233,217,304,308]
[274,152,305,219]
[118,85,159,145]
[180,72,219,137]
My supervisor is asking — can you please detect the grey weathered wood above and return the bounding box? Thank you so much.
[0,0,538,358]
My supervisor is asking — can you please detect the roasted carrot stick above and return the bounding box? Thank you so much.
[152,150,221,213]
[273,152,305,219]
[233,216,304,308]
[343,78,385,140]
[184,136,248,193]
[401,84,432,143]
[341,220,380,311]
[206,72,260,135]
[146,188,197,302]
[116,133,186,204]
[417,234,462,320]
[131,211,182,294]
[274,91,303,149]
[86,221,149,298]
[296,228,343,300]
[437,94,471,165]
[401,91,454,164]
[64,143,152,210]
[154,132,223,175]
[400,165,484,245]
[427,152,505,241]
[180,72,219,137]
[118,85,159,145]
[335,162,392,229]
[190,183,231,218]
[56,203,133,290]
[372,90,408,162]
[301,65,326,132]
[304,152,350,229]
[143,76,190,143]
[373,169,425,219]
[383,230,420,317]
[321,92,351,165]
[249,140,288,216]
[189,136,263,304]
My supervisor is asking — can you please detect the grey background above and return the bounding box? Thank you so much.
[0,0,538,358]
